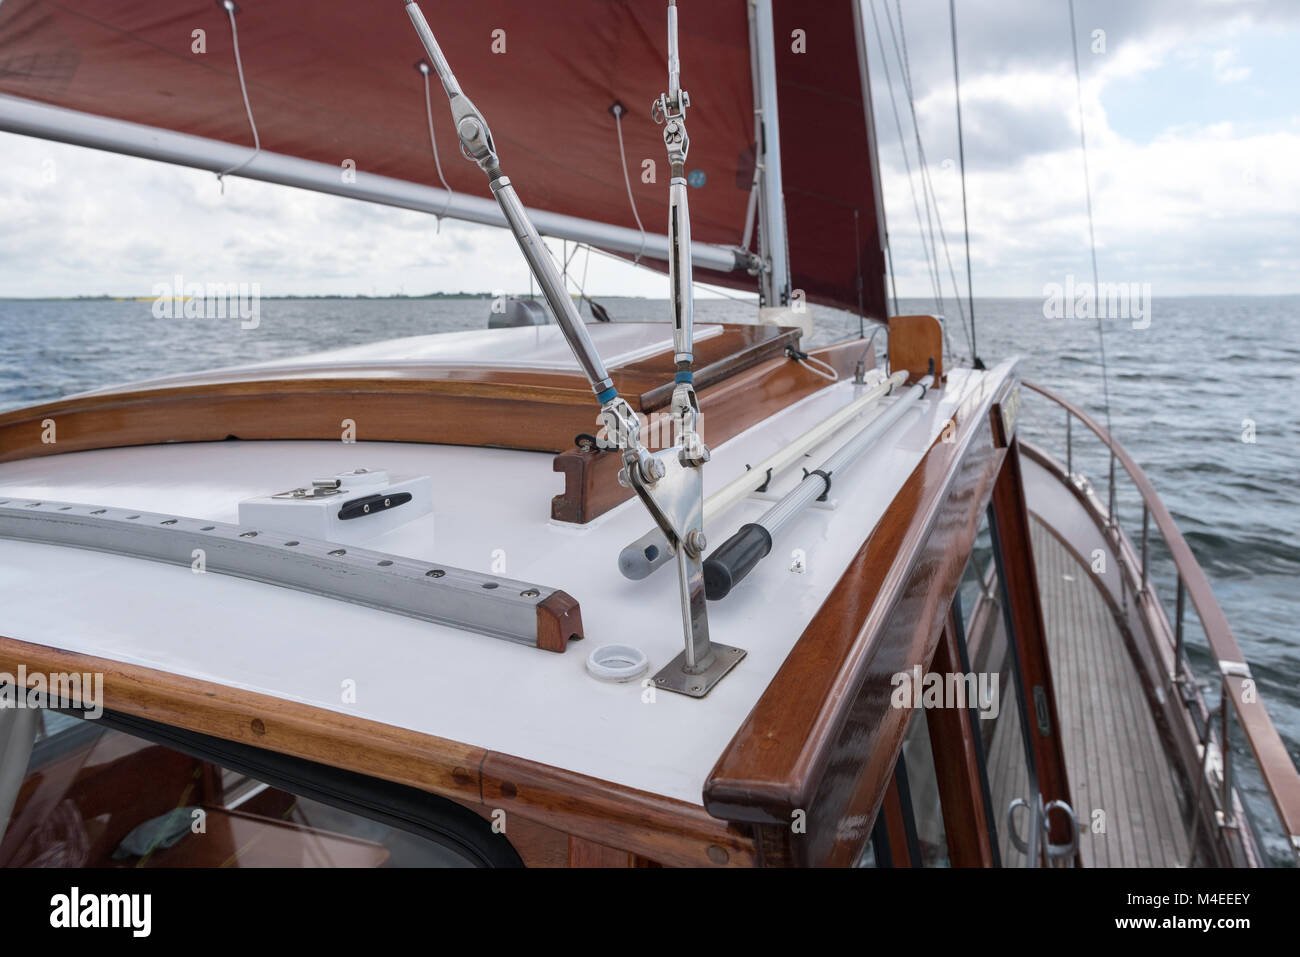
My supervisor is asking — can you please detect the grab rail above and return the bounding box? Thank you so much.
[1022,380,1300,864]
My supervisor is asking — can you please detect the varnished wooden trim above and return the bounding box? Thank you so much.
[535,591,583,653]
[888,314,944,385]
[987,431,1076,858]
[566,836,636,867]
[636,327,800,409]
[881,772,915,867]
[925,614,997,867]
[1,378,598,462]
[550,446,628,525]
[0,635,754,868]
[480,752,756,868]
[0,326,794,465]
[0,637,483,799]
[704,373,1014,865]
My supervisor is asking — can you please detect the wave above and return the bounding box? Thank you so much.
[1181,528,1300,577]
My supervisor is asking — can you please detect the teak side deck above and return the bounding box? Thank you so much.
[985,519,1192,867]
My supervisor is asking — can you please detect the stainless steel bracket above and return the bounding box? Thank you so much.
[652,643,746,698]
[625,449,746,697]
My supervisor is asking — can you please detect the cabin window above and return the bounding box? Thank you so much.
[0,709,506,868]
[959,511,1040,867]
[856,715,951,868]
[900,711,950,867]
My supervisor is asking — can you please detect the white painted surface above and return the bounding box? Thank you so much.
[0,363,1007,805]
[237,469,434,545]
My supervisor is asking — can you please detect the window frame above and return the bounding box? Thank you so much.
[13,703,524,868]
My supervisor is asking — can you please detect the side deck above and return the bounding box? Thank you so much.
[987,518,1191,866]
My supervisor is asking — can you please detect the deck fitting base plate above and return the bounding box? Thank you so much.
[652,644,746,698]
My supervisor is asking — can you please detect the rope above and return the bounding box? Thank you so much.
[949,0,980,366]
[786,346,839,382]
[420,64,455,228]
[215,1,261,192]
[613,107,648,264]
[1068,0,1114,437]
[802,355,839,382]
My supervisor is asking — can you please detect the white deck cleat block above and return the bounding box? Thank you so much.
[238,467,433,544]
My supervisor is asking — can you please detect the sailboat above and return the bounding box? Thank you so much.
[0,0,1295,869]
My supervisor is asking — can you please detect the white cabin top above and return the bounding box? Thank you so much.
[0,327,1009,805]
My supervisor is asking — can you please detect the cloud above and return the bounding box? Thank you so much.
[1211,48,1251,83]
[863,0,1300,297]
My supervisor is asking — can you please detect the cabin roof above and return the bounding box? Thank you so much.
[0,356,1004,805]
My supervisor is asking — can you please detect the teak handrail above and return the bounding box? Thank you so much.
[1022,380,1300,855]
[703,366,1014,864]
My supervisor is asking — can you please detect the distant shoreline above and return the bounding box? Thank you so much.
[1,293,1295,303]
[0,293,502,303]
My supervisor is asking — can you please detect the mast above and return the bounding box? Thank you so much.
[853,0,895,321]
[749,0,792,308]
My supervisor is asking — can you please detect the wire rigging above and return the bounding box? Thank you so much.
[949,0,981,367]
[868,1,945,322]
[887,0,974,364]
[1067,0,1114,438]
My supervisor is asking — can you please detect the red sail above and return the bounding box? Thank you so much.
[0,0,887,318]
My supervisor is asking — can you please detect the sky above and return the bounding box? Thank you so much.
[0,0,1297,299]
[864,0,1300,298]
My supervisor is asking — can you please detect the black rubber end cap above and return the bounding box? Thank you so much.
[703,523,773,601]
[703,558,734,601]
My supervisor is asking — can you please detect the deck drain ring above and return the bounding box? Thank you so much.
[585,644,649,683]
